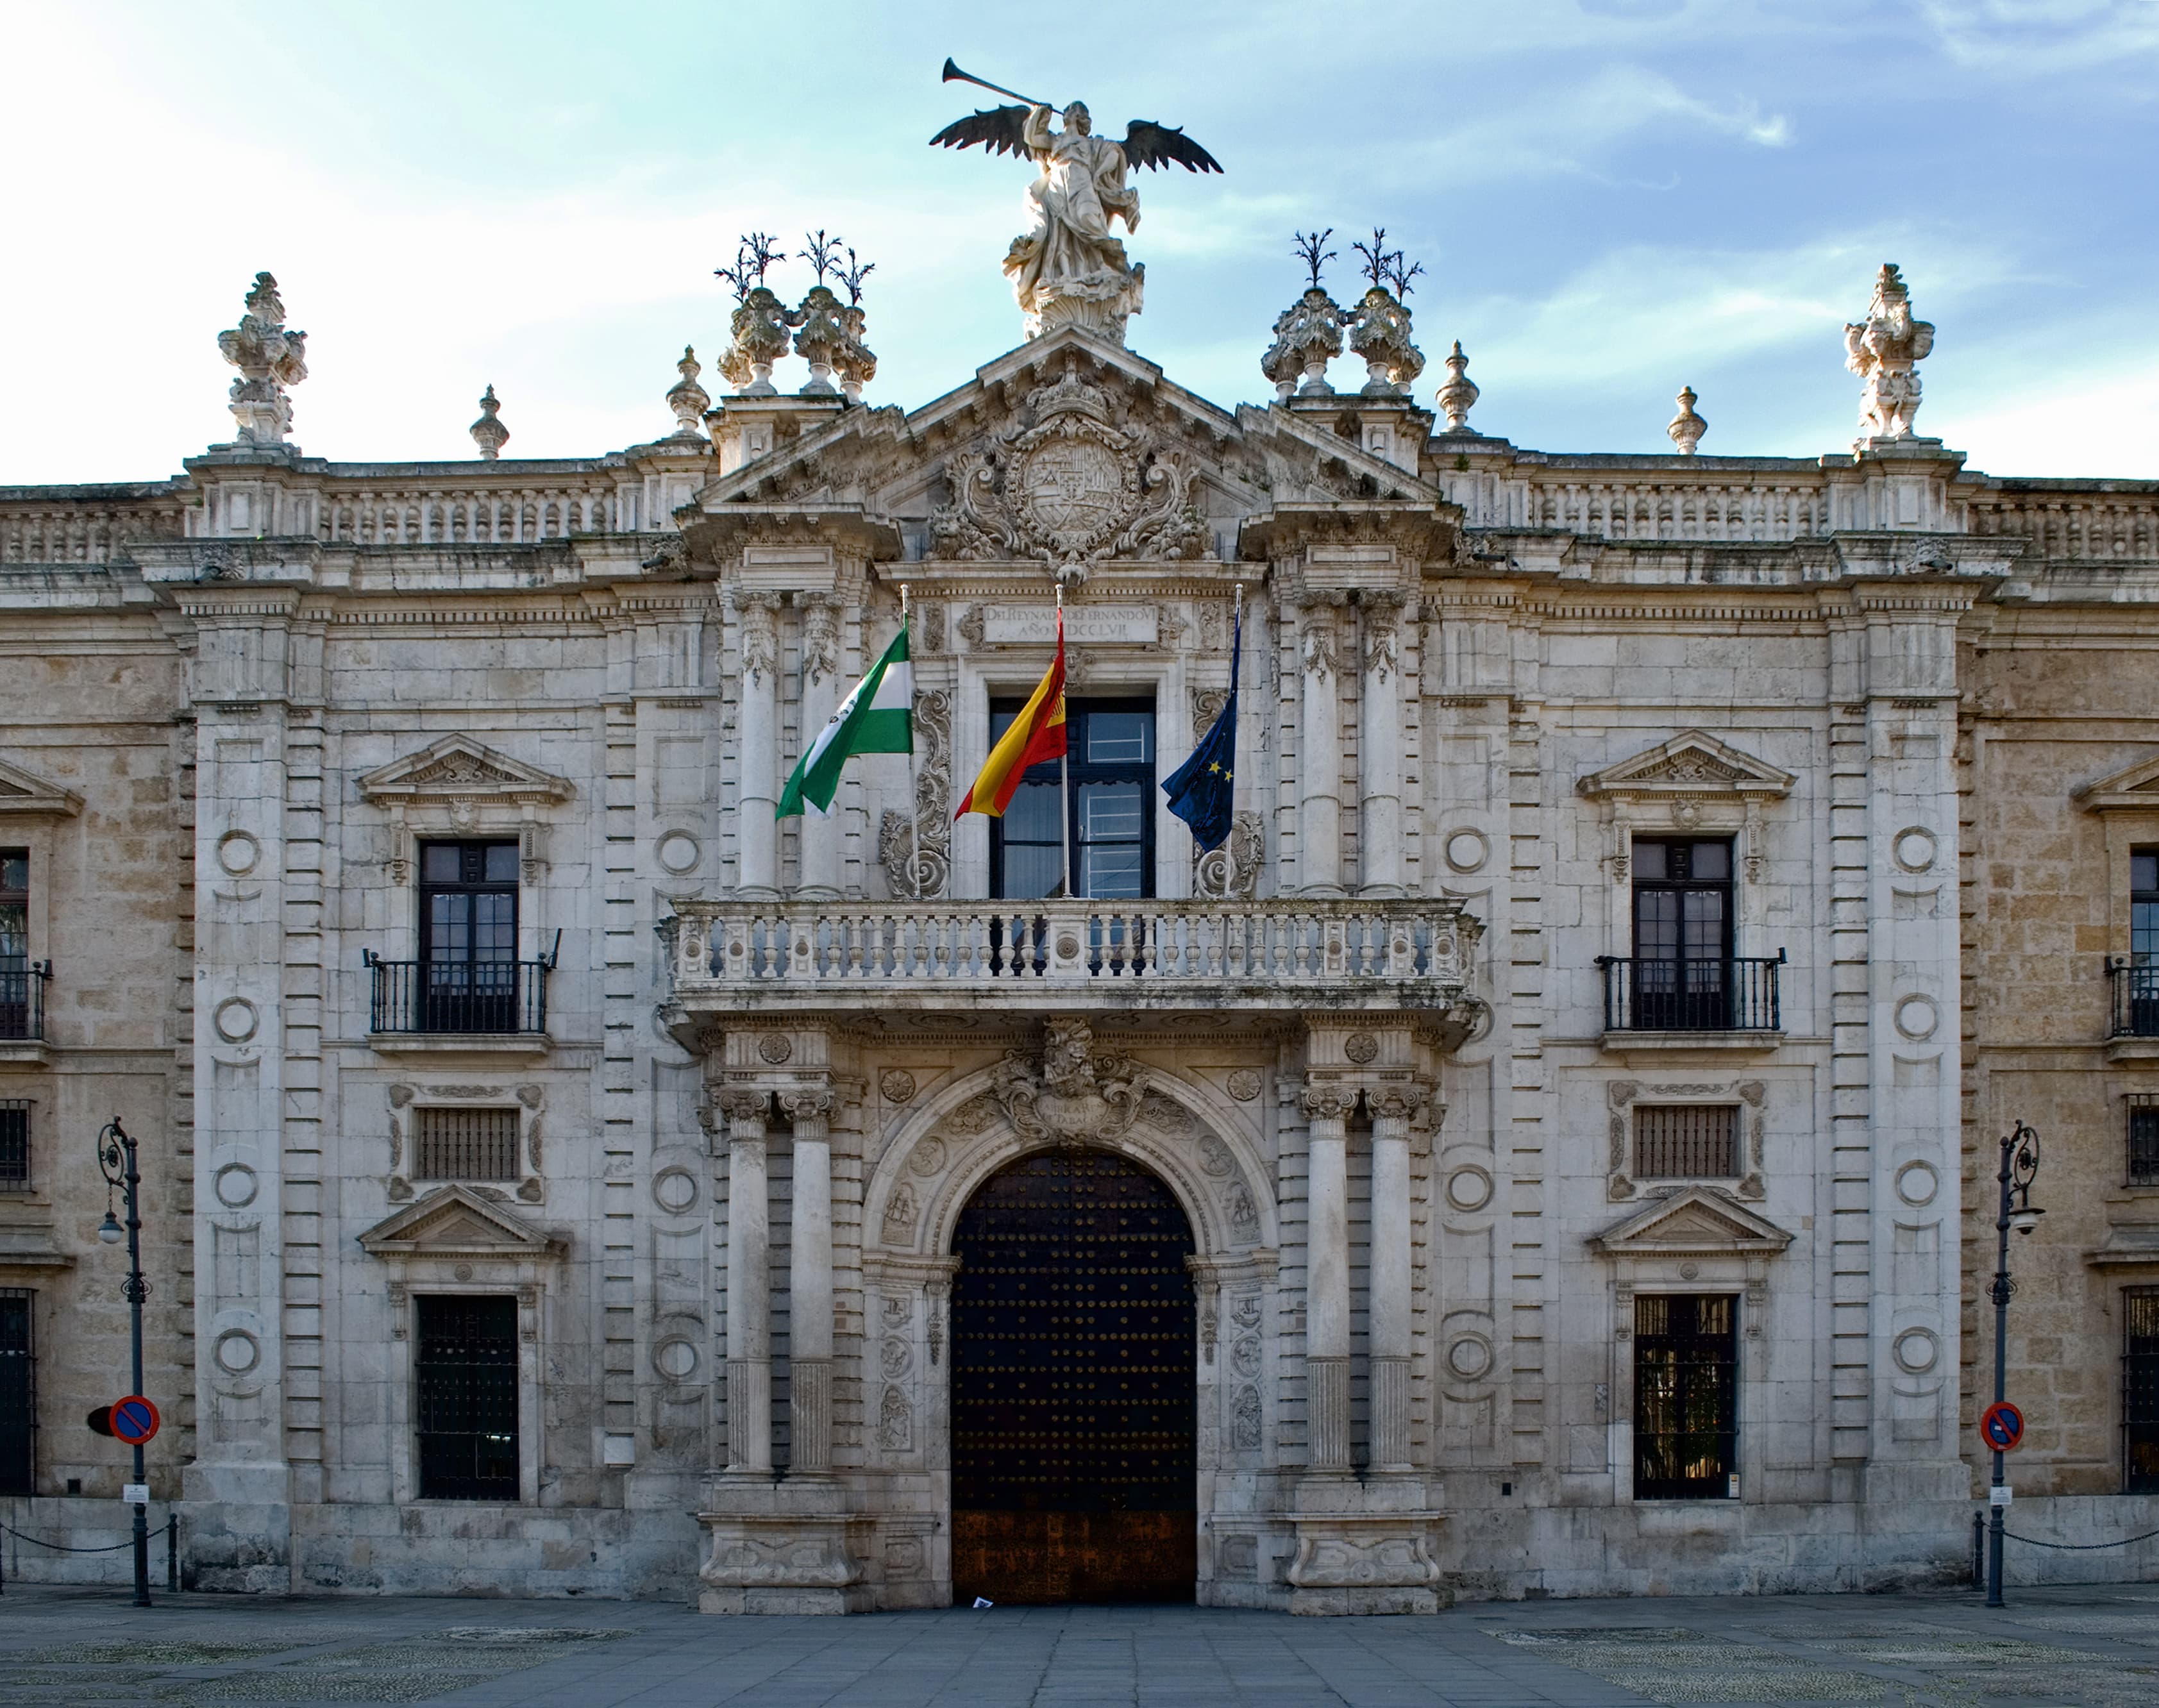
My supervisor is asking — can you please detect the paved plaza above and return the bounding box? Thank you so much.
[0,1580,2152,1706]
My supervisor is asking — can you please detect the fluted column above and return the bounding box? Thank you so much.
[1366,1085,1425,1472]
[780,1086,836,1474]
[720,1090,773,1473]
[1359,594,1406,896]
[794,596,843,898]
[1302,1082,1356,1471]
[1296,596,1345,894]
[733,590,782,896]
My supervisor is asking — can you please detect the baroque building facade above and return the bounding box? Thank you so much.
[0,258,2155,1607]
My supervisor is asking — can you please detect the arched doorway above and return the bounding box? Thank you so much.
[949,1146,1197,1604]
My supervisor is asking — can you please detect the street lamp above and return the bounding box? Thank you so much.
[1985,1118,2042,1609]
[94,1117,151,1609]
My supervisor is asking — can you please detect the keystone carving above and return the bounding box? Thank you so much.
[993,1019,1143,1143]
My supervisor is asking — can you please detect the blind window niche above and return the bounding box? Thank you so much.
[1635,1105,1739,1180]
[414,1107,519,1182]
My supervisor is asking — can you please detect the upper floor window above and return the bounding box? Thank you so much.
[417,842,519,1033]
[2130,1096,2159,1189]
[0,1102,28,1193]
[989,699,1155,901]
[0,851,29,1042]
[2134,849,2159,966]
[1631,839,1733,1028]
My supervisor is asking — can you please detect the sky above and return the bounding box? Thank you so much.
[4,0,2158,486]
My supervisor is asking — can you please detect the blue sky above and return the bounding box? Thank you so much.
[6,1,2158,485]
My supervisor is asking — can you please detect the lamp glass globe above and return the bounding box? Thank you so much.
[97,1213,123,1244]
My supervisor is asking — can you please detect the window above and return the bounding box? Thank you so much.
[0,851,28,1040]
[415,1294,519,1500]
[2128,1289,2159,1494]
[1635,1106,1738,1179]
[418,842,519,1032]
[2130,1096,2159,1188]
[414,1108,519,1182]
[1634,1293,1738,1500]
[0,1289,32,1496]
[1631,839,1734,1028]
[989,699,1155,901]
[0,1102,28,1192]
[2130,851,2159,1036]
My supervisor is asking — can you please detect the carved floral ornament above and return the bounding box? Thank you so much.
[1576,730,1794,882]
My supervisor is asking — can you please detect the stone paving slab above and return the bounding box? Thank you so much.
[0,1582,2151,1706]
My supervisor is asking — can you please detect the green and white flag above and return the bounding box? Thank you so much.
[776,620,912,818]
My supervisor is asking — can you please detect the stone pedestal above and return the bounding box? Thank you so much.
[696,1476,873,1614]
[1287,1477,1446,1616]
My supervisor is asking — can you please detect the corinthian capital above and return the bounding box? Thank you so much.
[730,589,781,682]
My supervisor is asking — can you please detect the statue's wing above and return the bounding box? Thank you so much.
[928,105,1032,159]
[1121,120,1224,174]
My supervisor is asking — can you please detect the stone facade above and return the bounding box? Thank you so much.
[0,260,2154,1604]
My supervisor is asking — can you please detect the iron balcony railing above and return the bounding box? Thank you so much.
[0,961,49,1042]
[365,941,555,1036]
[1597,950,1784,1033]
[2109,957,2159,1039]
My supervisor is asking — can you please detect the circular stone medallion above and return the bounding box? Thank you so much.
[655,831,701,875]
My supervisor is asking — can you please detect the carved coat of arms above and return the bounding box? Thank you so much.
[931,357,1206,568]
[993,1018,1143,1142]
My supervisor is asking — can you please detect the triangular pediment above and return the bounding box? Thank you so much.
[357,735,572,807]
[1592,1185,1794,1257]
[2074,751,2159,812]
[687,328,1444,571]
[358,1184,565,1259]
[0,757,83,816]
[1578,731,1795,801]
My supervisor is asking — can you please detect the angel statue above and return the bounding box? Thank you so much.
[931,60,1222,344]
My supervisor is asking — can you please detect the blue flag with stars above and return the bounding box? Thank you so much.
[1163,601,1241,851]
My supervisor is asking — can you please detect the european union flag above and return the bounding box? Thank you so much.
[1163,601,1241,851]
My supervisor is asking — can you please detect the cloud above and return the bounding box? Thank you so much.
[1913,0,2159,72]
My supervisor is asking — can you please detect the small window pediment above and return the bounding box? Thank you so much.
[357,736,573,809]
[2074,753,2159,814]
[1591,1185,1793,1257]
[1578,732,1795,805]
[0,758,83,817]
[358,1184,565,1260]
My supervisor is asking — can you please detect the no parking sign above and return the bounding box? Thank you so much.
[1979,1400,2024,1453]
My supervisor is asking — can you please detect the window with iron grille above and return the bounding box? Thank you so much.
[1634,1293,1738,1500]
[1635,1105,1739,1178]
[0,1102,27,1193]
[414,1107,519,1182]
[0,1289,33,1497]
[2127,1289,2159,1495]
[414,1294,518,1500]
[2130,1097,2159,1188]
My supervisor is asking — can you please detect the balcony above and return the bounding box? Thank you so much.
[0,962,49,1066]
[2108,959,2159,1059]
[1597,952,1783,1044]
[364,953,551,1051]
[661,897,1481,1025]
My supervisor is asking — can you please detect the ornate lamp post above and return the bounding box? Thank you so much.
[1985,1119,2043,1609]
[94,1117,151,1609]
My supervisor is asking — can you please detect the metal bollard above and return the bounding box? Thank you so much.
[167,1517,179,1593]
[1972,1511,1986,1588]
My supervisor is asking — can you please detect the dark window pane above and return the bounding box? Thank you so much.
[1080,845,1145,899]
[2133,1106,2159,1187]
[1634,1293,1737,1499]
[2128,1289,2159,1493]
[1004,784,1062,844]
[1080,782,1143,842]
[1633,841,1667,881]
[2135,851,2159,897]
[1088,712,1152,764]
[483,844,520,884]
[422,845,462,884]
[991,699,1155,903]
[0,1291,31,1496]
[1690,841,1729,880]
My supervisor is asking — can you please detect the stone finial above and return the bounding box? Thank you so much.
[1435,340,1479,433]
[834,246,877,405]
[1667,385,1707,456]
[1261,289,1346,402]
[792,285,848,396]
[1347,287,1425,398]
[215,271,308,445]
[666,346,710,438]
[715,233,791,396]
[468,385,509,460]
[1844,262,1935,444]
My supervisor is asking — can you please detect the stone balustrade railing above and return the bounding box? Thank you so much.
[1969,488,2159,562]
[664,896,1483,1015]
[1445,469,1833,541]
[0,487,188,565]
[314,481,636,545]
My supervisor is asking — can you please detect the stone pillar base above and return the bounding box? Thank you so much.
[696,1478,872,1616]
[1288,1476,1447,1616]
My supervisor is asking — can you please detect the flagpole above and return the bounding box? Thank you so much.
[1057,585,1074,901]
[901,583,923,901]
[1231,582,1243,885]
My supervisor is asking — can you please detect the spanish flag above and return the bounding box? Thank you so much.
[955,607,1066,817]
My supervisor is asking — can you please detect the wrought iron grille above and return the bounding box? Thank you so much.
[2108,959,2159,1038]
[1599,952,1783,1031]
[0,961,48,1042]
[414,1294,519,1501]
[0,1102,28,1192]
[2130,1097,2159,1188]
[0,1289,33,1496]
[365,953,550,1035]
[1635,1106,1739,1179]
[950,1148,1197,1604]
[2128,1288,2159,1495]
[414,1107,518,1182]
[1634,1293,1738,1500]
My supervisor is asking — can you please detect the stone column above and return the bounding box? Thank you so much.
[1358,593,1407,896]
[733,590,782,896]
[794,596,844,898]
[781,1086,836,1475]
[720,1090,772,1473]
[1297,598,1345,895]
[1366,1085,1425,1472]
[1302,1083,1357,1471]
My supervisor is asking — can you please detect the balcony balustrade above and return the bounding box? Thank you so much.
[1598,952,1783,1034]
[0,961,48,1042]
[365,953,551,1037]
[2109,957,2159,1039]
[663,896,1481,1019]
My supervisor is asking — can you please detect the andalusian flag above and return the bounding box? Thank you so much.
[955,607,1066,817]
[776,621,912,818]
